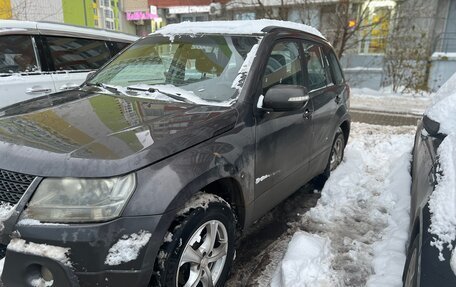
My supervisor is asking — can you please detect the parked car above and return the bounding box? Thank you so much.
[0,20,138,108]
[0,20,350,287]
[403,73,456,286]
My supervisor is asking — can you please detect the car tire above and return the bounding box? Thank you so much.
[312,127,345,189]
[403,236,419,287]
[154,193,236,287]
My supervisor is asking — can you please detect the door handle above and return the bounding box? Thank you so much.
[26,87,52,94]
[60,84,79,90]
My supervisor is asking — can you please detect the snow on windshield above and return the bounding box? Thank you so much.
[155,19,324,39]
[267,123,415,286]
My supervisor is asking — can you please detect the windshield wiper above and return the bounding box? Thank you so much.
[126,86,195,104]
[86,82,128,96]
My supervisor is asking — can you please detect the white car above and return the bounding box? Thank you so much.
[0,20,138,108]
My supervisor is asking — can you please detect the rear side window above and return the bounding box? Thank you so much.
[44,36,111,71]
[0,35,39,73]
[302,42,329,91]
[328,52,344,85]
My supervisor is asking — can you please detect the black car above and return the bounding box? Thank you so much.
[0,20,350,287]
[403,102,456,285]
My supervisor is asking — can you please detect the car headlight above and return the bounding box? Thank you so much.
[22,173,136,223]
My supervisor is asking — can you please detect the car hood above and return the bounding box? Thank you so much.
[0,90,238,177]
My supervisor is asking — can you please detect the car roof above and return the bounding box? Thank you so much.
[0,20,138,42]
[154,19,325,40]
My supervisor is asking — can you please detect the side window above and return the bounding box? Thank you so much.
[328,51,344,85]
[44,36,111,71]
[0,35,39,73]
[302,42,329,91]
[262,41,303,93]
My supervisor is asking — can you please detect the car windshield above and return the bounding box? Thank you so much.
[88,34,261,105]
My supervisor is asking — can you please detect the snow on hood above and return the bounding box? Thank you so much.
[154,19,325,39]
[425,72,456,135]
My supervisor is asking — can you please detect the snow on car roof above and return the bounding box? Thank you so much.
[154,19,325,39]
[0,20,138,42]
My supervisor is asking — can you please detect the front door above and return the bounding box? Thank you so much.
[253,40,314,215]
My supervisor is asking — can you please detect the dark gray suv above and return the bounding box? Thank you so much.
[0,20,350,287]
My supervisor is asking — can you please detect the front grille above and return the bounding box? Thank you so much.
[0,169,36,205]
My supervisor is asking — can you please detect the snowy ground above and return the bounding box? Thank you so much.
[228,122,416,287]
[351,87,432,115]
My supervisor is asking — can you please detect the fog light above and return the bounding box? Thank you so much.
[40,266,54,283]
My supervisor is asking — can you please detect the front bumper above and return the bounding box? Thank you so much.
[1,215,168,287]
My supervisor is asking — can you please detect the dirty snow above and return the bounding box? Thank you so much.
[155,19,324,39]
[16,219,66,226]
[177,192,229,216]
[262,123,415,287]
[0,203,16,232]
[7,238,71,267]
[104,230,152,266]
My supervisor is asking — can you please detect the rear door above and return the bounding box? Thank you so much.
[42,36,112,91]
[302,41,340,174]
[0,34,55,108]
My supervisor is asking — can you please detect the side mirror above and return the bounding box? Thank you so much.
[261,85,309,112]
[85,71,96,82]
[423,115,440,136]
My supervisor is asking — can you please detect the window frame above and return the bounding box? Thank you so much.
[0,34,42,75]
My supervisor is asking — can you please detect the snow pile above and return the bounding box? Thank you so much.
[272,123,415,286]
[155,19,324,39]
[7,238,71,266]
[105,230,151,266]
[30,277,53,287]
[270,232,336,287]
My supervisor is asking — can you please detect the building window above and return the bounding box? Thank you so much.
[358,2,394,54]
[234,12,255,20]
[93,8,97,15]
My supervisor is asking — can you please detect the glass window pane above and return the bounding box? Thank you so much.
[0,35,38,73]
[303,43,328,90]
[329,52,344,85]
[45,36,111,71]
[263,41,303,92]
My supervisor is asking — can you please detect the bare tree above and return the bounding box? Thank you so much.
[9,0,63,22]
[228,0,391,58]
[383,0,433,92]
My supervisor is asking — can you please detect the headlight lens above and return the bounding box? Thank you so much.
[22,173,136,223]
